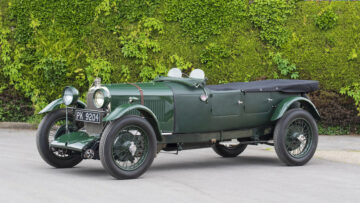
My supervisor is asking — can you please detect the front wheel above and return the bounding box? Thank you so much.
[99,115,157,179]
[274,109,318,166]
[36,109,83,168]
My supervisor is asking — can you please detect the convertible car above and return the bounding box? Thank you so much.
[36,68,320,179]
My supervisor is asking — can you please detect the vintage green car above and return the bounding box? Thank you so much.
[36,68,320,179]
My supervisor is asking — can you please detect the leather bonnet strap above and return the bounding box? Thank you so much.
[128,83,144,105]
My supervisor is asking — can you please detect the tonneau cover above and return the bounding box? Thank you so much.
[206,79,319,93]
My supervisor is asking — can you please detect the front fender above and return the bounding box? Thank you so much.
[103,103,162,141]
[271,96,320,121]
[38,98,87,114]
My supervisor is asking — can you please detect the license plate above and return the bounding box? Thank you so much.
[75,110,101,123]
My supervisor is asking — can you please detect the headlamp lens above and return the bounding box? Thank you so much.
[63,88,74,106]
[94,90,105,108]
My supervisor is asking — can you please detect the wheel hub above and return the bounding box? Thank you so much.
[129,141,137,156]
[297,134,306,142]
[111,125,150,171]
[113,140,137,162]
[287,132,303,150]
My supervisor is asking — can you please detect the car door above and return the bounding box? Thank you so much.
[211,90,243,116]
[244,92,272,113]
[207,90,249,130]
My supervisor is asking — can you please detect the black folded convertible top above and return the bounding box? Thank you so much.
[206,79,319,93]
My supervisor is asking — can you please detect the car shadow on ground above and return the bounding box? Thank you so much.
[52,165,110,178]
[149,155,281,172]
[56,155,281,178]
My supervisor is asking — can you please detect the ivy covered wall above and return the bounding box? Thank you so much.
[0,0,359,129]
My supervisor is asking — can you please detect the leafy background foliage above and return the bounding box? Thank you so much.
[315,7,338,30]
[249,0,296,47]
[0,0,360,133]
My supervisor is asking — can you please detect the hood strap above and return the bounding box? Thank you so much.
[128,83,144,105]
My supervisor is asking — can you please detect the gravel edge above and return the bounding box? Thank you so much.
[0,122,38,130]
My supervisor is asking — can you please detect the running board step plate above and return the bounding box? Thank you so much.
[50,131,98,152]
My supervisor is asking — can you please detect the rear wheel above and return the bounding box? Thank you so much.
[99,115,157,179]
[274,109,318,166]
[212,140,247,158]
[36,109,83,168]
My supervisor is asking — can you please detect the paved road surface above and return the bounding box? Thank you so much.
[0,129,360,203]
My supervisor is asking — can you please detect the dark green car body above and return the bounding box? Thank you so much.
[40,76,319,151]
[37,74,320,179]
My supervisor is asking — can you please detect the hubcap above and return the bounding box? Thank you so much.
[112,126,149,171]
[285,118,313,158]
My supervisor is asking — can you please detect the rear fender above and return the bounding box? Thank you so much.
[271,96,320,121]
[38,98,86,114]
[103,104,162,141]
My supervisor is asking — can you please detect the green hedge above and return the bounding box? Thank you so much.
[0,0,359,120]
[283,2,360,90]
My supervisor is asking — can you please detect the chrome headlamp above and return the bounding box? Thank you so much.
[62,86,79,106]
[93,87,110,108]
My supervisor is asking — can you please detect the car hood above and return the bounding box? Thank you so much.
[104,82,173,97]
[103,82,174,115]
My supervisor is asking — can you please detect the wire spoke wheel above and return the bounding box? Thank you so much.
[285,118,313,158]
[274,109,318,166]
[100,115,157,179]
[112,126,150,171]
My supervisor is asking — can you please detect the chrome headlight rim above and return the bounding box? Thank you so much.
[93,87,110,109]
[62,86,79,106]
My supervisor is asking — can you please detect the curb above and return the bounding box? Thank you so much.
[0,122,38,130]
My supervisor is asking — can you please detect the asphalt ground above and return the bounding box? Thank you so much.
[0,129,360,203]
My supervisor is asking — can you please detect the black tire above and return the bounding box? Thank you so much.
[99,115,157,179]
[212,142,247,158]
[36,109,83,168]
[274,108,318,166]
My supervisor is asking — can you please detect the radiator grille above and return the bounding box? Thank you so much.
[84,88,105,135]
